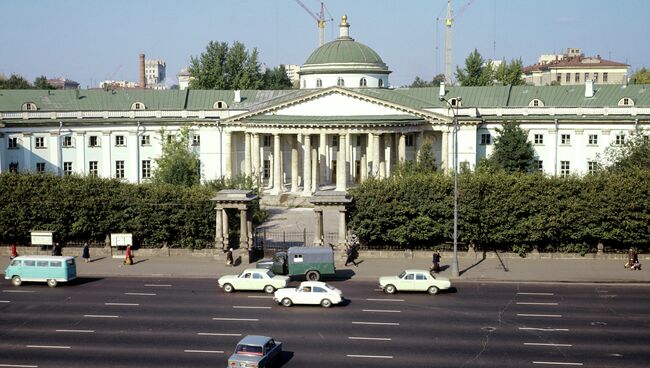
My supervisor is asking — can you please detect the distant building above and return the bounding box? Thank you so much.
[99,80,138,89]
[523,48,629,86]
[47,78,79,90]
[177,68,191,90]
[281,64,301,84]
[145,59,166,86]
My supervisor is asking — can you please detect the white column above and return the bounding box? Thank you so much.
[360,134,367,182]
[272,133,282,194]
[23,133,33,171]
[548,126,557,176]
[313,209,324,246]
[0,135,5,172]
[239,208,248,249]
[336,133,347,191]
[50,132,60,175]
[338,209,347,247]
[102,132,111,178]
[384,134,392,178]
[76,131,86,175]
[373,133,381,178]
[252,133,260,177]
[415,131,423,162]
[319,133,327,187]
[224,130,232,179]
[311,146,318,193]
[129,131,138,183]
[346,132,352,183]
[303,134,312,196]
[215,207,223,248]
[291,134,299,192]
[222,209,229,249]
[441,128,449,173]
[398,133,406,162]
[574,130,584,174]
[245,132,252,177]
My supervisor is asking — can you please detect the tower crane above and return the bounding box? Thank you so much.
[294,0,333,46]
[444,0,475,84]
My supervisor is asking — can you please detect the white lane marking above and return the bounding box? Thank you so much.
[533,362,583,366]
[366,298,404,302]
[198,333,242,337]
[525,343,573,347]
[26,345,70,349]
[2,290,35,293]
[517,302,559,306]
[348,336,392,341]
[151,273,164,276]
[55,329,94,333]
[183,350,224,354]
[84,314,118,318]
[517,292,554,296]
[351,321,399,326]
[347,354,393,359]
[125,292,156,296]
[362,309,401,313]
[212,317,259,322]
[0,364,39,367]
[232,306,272,309]
[0,301,10,303]
[373,289,383,291]
[104,303,139,306]
[517,314,562,318]
[144,284,172,287]
[519,327,569,332]
[247,295,273,299]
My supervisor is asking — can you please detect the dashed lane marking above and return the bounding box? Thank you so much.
[532,362,583,366]
[233,306,272,309]
[26,345,70,349]
[517,302,559,306]
[517,314,562,318]
[348,337,392,341]
[105,303,139,306]
[347,354,393,359]
[125,292,156,296]
[212,317,259,322]
[184,350,224,354]
[84,315,118,318]
[247,296,273,299]
[525,343,573,347]
[0,301,10,303]
[519,327,569,332]
[362,309,401,313]
[351,321,399,326]
[517,292,554,296]
[366,298,404,302]
[55,330,94,333]
[2,290,35,293]
[144,284,172,287]
[0,364,39,367]
[198,333,242,337]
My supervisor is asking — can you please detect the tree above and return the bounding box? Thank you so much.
[495,58,525,85]
[455,49,494,86]
[152,127,200,187]
[34,75,55,90]
[602,127,650,172]
[262,65,293,89]
[488,121,536,173]
[188,41,264,90]
[630,68,650,84]
[409,74,445,88]
[394,142,437,176]
[0,74,32,89]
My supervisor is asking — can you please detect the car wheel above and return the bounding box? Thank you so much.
[306,270,320,281]
[281,298,293,307]
[264,285,275,294]
[47,279,58,288]
[428,286,440,295]
[384,284,396,294]
[11,275,22,287]
[320,299,332,308]
[223,283,234,293]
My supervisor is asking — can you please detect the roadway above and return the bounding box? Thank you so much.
[0,277,648,367]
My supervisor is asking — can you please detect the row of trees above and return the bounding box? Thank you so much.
[0,74,54,89]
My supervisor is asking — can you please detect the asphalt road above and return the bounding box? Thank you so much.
[0,277,648,368]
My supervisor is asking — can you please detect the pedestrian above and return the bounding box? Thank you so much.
[431,251,441,273]
[82,242,90,263]
[345,245,359,267]
[10,244,18,259]
[52,242,62,256]
[626,248,637,270]
[226,248,234,266]
[124,244,133,265]
[630,249,641,271]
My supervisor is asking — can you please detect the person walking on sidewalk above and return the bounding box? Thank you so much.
[82,242,90,263]
[52,242,62,256]
[124,244,133,265]
[431,251,441,273]
[225,248,234,266]
[626,248,637,270]
[345,244,359,267]
[10,244,18,259]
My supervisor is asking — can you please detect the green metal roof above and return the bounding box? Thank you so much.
[304,38,385,66]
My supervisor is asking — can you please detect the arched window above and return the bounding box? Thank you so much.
[378,79,384,88]
[337,77,345,87]
[213,101,228,109]
[449,98,461,107]
[528,98,544,107]
[359,78,367,87]
[130,102,145,110]
[22,102,38,111]
[618,97,634,106]
[316,79,322,88]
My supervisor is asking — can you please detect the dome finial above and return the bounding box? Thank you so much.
[339,14,350,39]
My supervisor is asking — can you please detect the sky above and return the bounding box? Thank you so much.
[1,0,649,88]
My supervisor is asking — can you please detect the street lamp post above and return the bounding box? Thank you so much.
[439,96,462,278]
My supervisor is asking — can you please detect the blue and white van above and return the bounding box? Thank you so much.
[5,255,77,287]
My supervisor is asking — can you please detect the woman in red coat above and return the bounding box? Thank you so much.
[10,244,18,259]
[124,244,133,265]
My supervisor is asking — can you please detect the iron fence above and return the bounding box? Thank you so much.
[253,229,338,255]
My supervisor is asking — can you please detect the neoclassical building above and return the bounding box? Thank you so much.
[1,17,649,196]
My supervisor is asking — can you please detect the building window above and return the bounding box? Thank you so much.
[262,135,271,147]
[35,137,45,149]
[9,162,19,173]
[588,134,598,145]
[8,137,18,149]
[36,162,46,173]
[560,161,570,178]
[534,134,544,145]
[480,133,491,145]
[89,161,98,177]
[115,135,125,146]
[62,136,73,148]
[449,98,461,107]
[141,135,150,146]
[556,74,562,83]
[131,102,145,110]
[63,162,73,176]
[565,73,570,83]
[332,135,339,147]
[142,160,151,179]
[584,72,589,81]
[337,77,344,87]
[22,102,38,111]
[359,78,367,87]
[593,72,599,82]
[615,134,625,145]
[529,99,544,107]
[89,135,99,147]
[534,160,543,172]
[618,97,634,106]
[167,134,174,144]
[405,134,414,147]
[213,101,228,109]
[603,72,608,82]
[263,159,270,179]
[316,79,322,88]
[561,134,571,145]
[115,161,125,179]
[588,161,598,174]
[379,79,384,87]
[574,73,580,83]
[192,134,200,146]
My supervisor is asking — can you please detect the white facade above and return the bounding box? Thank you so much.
[145,59,166,86]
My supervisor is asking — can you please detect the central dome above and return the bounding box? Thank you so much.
[304,38,385,66]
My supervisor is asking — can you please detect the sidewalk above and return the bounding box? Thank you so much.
[70,253,650,284]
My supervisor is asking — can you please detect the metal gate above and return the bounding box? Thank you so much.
[253,229,338,257]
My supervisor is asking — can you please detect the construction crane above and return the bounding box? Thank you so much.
[444,0,475,84]
[295,0,333,46]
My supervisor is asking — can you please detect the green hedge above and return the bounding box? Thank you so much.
[0,173,262,248]
[348,169,650,252]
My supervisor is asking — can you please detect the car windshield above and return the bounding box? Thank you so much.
[324,283,336,291]
[266,270,275,278]
[398,271,407,278]
[236,344,263,356]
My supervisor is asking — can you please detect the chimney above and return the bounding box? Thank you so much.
[139,53,146,89]
[234,90,241,103]
[585,79,594,98]
[439,82,446,97]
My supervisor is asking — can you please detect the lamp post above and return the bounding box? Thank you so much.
[439,96,462,278]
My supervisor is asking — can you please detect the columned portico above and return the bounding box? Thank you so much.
[212,190,258,264]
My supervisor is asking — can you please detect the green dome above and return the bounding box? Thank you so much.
[304,39,385,66]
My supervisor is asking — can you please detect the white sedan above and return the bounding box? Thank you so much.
[379,269,451,295]
[218,268,290,293]
[273,281,344,308]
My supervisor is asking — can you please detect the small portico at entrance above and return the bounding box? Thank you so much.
[212,190,258,264]
[309,191,353,249]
